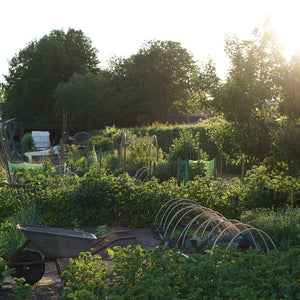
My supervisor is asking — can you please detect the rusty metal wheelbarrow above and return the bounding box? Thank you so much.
[8,224,136,285]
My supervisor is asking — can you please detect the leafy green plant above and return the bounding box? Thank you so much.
[108,245,149,297]
[243,165,300,209]
[12,167,46,186]
[125,135,154,176]
[106,246,300,299]
[152,160,176,182]
[91,136,114,153]
[21,133,35,154]
[0,257,14,288]
[8,277,34,300]
[91,125,122,151]
[71,218,83,232]
[188,160,207,179]
[241,207,300,250]
[167,130,209,162]
[0,205,43,259]
[61,252,109,300]
[102,153,119,173]
[69,153,89,176]
[42,159,56,174]
[95,225,107,238]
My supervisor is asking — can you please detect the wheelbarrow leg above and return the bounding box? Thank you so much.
[54,259,62,277]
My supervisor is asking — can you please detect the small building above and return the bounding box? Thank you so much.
[2,122,63,154]
[31,131,51,150]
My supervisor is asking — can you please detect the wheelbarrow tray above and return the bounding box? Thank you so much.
[17,224,97,259]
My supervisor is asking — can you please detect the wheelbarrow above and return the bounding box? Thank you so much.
[8,224,136,285]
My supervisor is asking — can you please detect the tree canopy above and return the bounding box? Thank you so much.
[3,28,99,124]
[202,23,289,162]
[107,40,197,126]
[54,72,119,132]
[280,53,300,119]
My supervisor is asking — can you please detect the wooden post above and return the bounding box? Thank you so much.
[220,152,223,178]
[148,161,152,179]
[0,122,12,184]
[214,158,217,178]
[123,142,126,172]
[118,146,122,168]
[241,158,245,184]
[0,99,12,184]
[99,147,102,169]
[177,159,180,185]
[186,160,189,183]
[120,132,127,173]
[61,110,68,176]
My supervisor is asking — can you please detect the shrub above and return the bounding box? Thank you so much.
[125,135,158,176]
[188,160,207,180]
[0,205,43,259]
[0,257,13,288]
[243,165,300,209]
[186,176,243,219]
[166,130,209,162]
[91,125,122,150]
[67,168,184,227]
[241,207,300,250]
[152,161,176,182]
[102,153,119,173]
[8,277,34,300]
[61,252,109,299]
[21,133,35,154]
[91,136,114,153]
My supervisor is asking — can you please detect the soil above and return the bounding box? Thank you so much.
[1,227,161,300]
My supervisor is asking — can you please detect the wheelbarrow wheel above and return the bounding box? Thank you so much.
[11,250,45,285]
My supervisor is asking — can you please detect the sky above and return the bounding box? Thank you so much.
[1,0,300,82]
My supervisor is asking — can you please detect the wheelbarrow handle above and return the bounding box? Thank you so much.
[90,230,130,248]
[9,240,31,262]
[91,236,137,255]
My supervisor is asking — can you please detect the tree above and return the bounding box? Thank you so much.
[54,73,120,133]
[207,22,287,162]
[174,59,222,116]
[215,24,286,124]
[2,29,99,124]
[279,53,300,119]
[107,40,197,126]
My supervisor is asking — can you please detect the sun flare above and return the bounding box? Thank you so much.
[272,9,300,58]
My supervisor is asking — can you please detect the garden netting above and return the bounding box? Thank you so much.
[179,159,216,184]
[8,162,43,172]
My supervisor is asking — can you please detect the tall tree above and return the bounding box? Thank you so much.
[2,29,99,124]
[54,72,120,132]
[108,40,197,126]
[174,59,221,115]
[215,25,286,124]
[279,53,300,119]
[208,22,287,162]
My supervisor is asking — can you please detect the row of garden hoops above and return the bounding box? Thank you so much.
[153,198,276,253]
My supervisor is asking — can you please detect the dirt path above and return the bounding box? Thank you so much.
[1,228,161,300]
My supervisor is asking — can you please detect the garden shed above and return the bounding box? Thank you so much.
[31,131,50,150]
